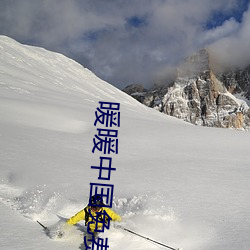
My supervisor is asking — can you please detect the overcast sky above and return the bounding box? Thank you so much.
[0,0,249,89]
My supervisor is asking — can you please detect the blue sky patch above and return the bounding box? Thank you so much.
[126,15,147,28]
[206,0,249,29]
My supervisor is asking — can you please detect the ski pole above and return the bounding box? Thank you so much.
[37,220,48,231]
[121,227,180,250]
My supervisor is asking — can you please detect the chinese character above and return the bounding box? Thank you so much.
[91,157,116,180]
[89,183,114,208]
[92,129,118,154]
[94,102,120,128]
[84,236,109,250]
[87,208,112,234]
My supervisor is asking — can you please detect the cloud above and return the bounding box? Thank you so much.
[209,4,250,69]
[0,0,249,89]
[200,18,240,45]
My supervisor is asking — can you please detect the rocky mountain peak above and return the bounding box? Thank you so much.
[177,49,210,78]
[123,49,250,130]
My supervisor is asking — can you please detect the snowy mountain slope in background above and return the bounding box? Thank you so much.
[0,36,250,250]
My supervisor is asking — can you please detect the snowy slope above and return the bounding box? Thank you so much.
[0,36,250,250]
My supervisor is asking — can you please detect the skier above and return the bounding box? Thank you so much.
[66,195,122,238]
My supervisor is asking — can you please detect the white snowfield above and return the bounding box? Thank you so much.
[0,35,250,250]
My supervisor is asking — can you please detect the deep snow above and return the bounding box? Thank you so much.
[0,36,250,250]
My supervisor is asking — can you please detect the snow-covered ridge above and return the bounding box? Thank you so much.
[0,35,158,133]
[0,35,145,108]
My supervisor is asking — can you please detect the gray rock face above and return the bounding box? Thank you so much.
[123,84,147,103]
[217,66,250,99]
[123,49,250,130]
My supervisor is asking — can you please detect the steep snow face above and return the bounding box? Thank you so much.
[0,35,144,118]
[0,36,250,250]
